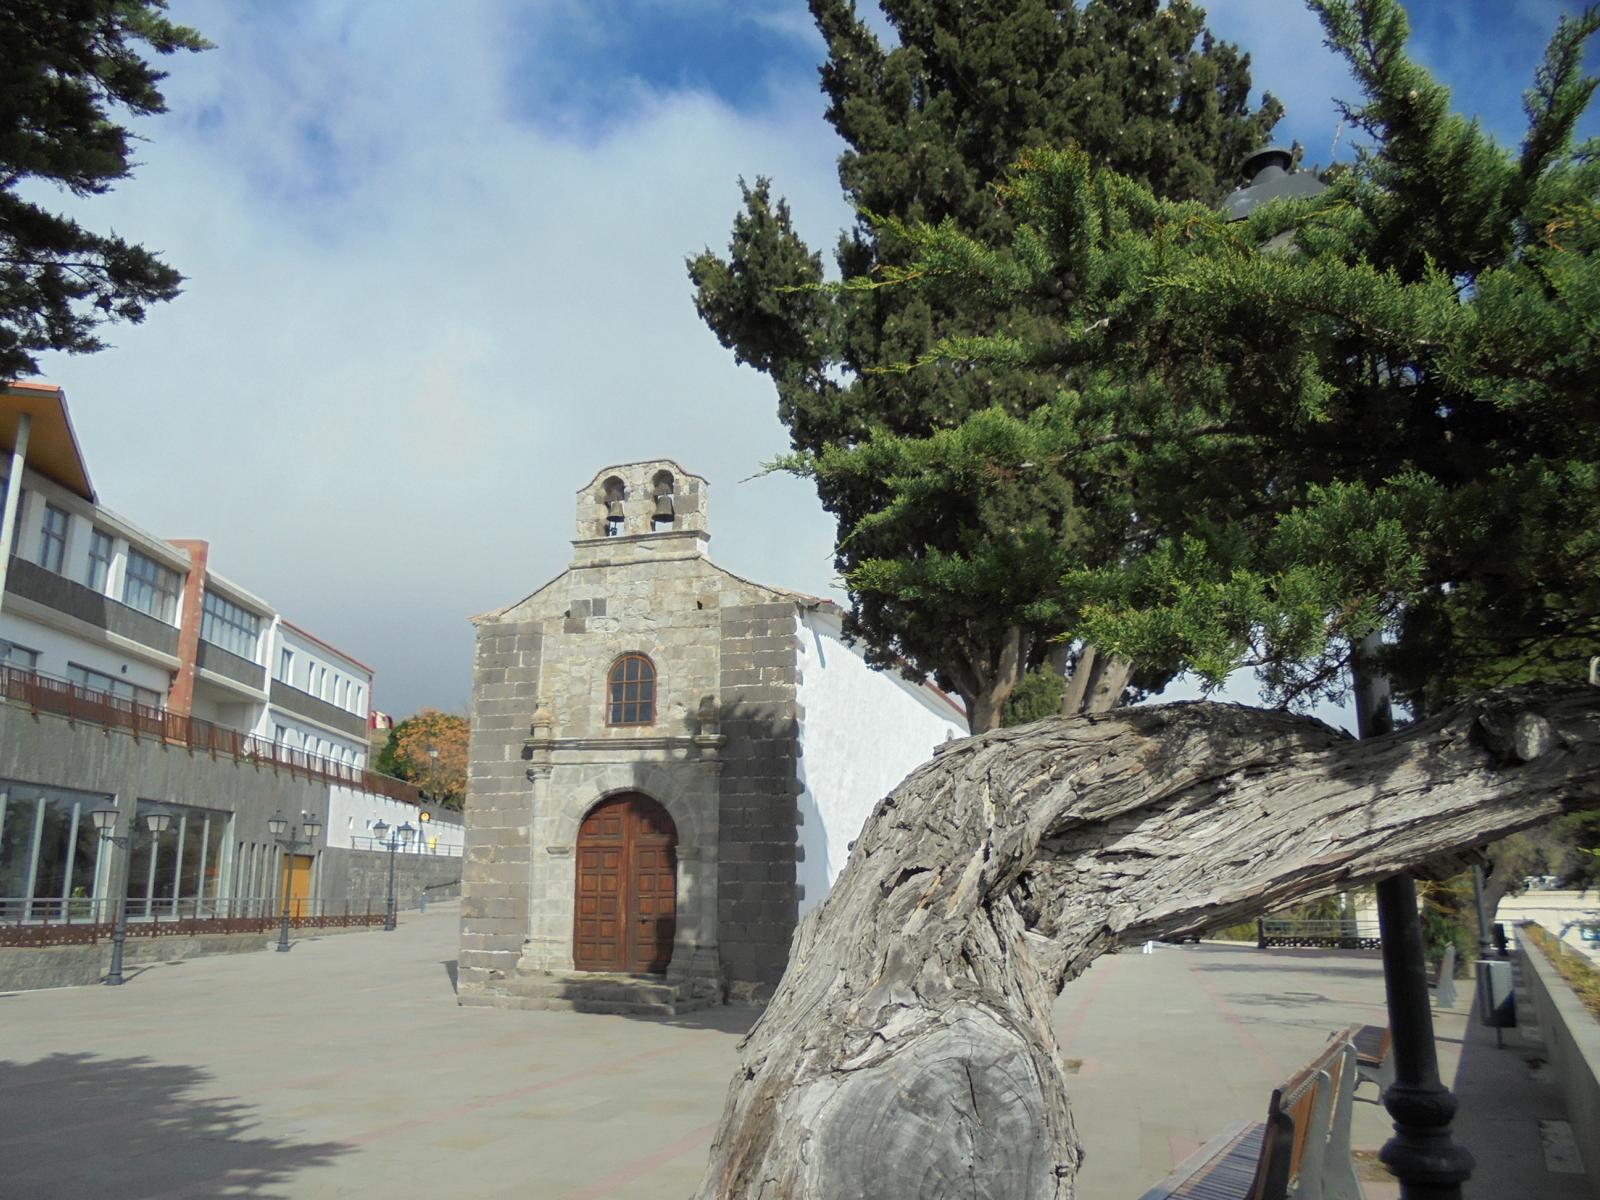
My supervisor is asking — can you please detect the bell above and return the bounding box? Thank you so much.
[653,494,675,520]
[606,499,624,520]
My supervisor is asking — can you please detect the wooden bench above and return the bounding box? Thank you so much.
[1139,1026,1365,1199]
[1352,1024,1393,1096]
[1353,945,1456,1095]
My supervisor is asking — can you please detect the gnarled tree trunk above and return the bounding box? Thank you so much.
[695,685,1600,1200]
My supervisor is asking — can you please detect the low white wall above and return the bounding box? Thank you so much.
[1518,923,1600,1197]
[327,785,464,857]
[793,609,967,916]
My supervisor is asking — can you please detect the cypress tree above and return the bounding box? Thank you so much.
[689,0,1279,728]
[0,1,209,378]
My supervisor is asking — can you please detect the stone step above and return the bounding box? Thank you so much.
[498,970,711,1017]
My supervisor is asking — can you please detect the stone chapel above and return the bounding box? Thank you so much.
[457,460,967,1014]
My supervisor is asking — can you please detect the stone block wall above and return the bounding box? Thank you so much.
[458,618,543,999]
[717,601,803,991]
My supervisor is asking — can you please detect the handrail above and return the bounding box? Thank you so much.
[0,664,424,806]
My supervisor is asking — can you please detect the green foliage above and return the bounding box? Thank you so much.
[815,0,1600,715]
[1524,924,1600,1022]
[0,1,209,378]
[691,1,1279,725]
[1419,877,1476,972]
[1002,666,1065,727]
[374,729,404,779]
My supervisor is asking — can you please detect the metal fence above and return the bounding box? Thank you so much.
[0,894,387,947]
[1258,917,1383,950]
[1,664,422,804]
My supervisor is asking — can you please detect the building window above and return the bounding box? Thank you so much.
[201,590,261,660]
[124,800,230,919]
[37,503,67,573]
[279,648,293,681]
[274,724,288,745]
[606,653,656,726]
[121,548,180,623]
[318,666,327,698]
[66,663,163,710]
[0,780,110,920]
[85,529,114,592]
[0,639,39,670]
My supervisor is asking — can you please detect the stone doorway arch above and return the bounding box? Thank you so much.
[573,792,678,974]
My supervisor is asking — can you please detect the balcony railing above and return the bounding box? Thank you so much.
[0,894,387,947]
[0,665,422,805]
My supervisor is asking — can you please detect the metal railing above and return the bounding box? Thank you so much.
[0,894,386,947]
[1258,917,1383,950]
[1,664,423,805]
[348,833,463,856]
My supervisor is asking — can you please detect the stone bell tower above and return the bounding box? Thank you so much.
[572,460,709,567]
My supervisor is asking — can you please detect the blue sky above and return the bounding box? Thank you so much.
[33,0,1600,721]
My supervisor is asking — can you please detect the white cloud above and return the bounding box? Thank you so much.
[36,1,853,714]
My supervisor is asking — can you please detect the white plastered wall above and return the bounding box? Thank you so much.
[793,608,968,916]
[327,785,464,856]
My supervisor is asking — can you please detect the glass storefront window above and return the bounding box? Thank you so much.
[125,801,231,919]
[0,782,109,920]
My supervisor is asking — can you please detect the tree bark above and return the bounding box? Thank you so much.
[695,684,1600,1200]
[965,625,1029,733]
[1058,642,1134,716]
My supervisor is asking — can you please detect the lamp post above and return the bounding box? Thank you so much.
[268,810,323,953]
[88,804,174,986]
[371,818,415,931]
[1221,155,1474,1198]
[426,746,440,806]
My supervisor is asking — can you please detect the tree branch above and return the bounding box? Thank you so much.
[696,683,1600,1199]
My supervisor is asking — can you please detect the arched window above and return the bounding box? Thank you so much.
[606,654,656,726]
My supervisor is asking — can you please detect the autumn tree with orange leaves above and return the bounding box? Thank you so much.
[378,709,468,810]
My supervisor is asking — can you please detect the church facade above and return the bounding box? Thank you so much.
[457,461,965,1013]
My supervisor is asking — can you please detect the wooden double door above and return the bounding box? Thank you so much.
[573,793,678,975]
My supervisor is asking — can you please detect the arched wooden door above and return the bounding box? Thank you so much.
[573,793,678,974]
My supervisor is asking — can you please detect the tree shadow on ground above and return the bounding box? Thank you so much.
[0,1052,349,1199]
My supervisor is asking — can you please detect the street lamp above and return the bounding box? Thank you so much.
[88,804,175,986]
[1222,153,1474,1199]
[268,810,323,953]
[371,818,415,931]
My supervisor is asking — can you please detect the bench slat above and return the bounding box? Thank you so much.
[1166,1123,1265,1199]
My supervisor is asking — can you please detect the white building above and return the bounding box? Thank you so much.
[0,380,457,935]
[0,381,372,767]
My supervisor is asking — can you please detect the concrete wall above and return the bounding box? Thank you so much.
[318,846,461,913]
[1,700,421,912]
[793,608,967,917]
[0,922,382,993]
[1518,924,1600,1196]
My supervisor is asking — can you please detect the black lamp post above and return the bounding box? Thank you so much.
[1221,156,1474,1199]
[88,804,174,986]
[268,810,323,952]
[371,818,415,931]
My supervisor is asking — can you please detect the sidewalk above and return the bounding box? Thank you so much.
[0,905,1585,1198]
[1058,940,1591,1199]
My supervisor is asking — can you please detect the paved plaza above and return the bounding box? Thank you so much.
[0,902,1586,1199]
